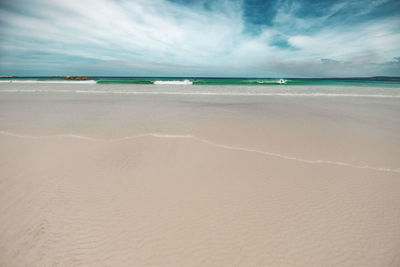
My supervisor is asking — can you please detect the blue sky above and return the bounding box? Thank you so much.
[0,0,399,77]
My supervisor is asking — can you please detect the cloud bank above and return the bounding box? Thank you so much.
[0,0,399,77]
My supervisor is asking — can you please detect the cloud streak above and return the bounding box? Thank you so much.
[0,0,399,77]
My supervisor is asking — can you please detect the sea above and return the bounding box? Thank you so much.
[0,77,400,98]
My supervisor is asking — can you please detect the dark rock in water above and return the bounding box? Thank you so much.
[64,76,89,80]
[0,76,18,78]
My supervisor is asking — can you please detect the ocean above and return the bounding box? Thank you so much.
[0,77,400,98]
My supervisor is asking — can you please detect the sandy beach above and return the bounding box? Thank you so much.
[1,84,400,266]
[2,0,400,264]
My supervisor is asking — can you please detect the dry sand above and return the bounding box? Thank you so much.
[0,88,400,266]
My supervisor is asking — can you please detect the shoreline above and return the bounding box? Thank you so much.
[0,130,398,173]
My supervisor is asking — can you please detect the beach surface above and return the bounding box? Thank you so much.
[1,83,400,266]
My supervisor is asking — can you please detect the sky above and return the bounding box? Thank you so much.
[0,0,399,77]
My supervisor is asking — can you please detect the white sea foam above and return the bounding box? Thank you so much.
[153,80,192,85]
[148,133,194,138]
[1,89,399,98]
[0,130,398,173]
[78,91,398,98]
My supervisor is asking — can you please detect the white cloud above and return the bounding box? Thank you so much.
[0,0,399,76]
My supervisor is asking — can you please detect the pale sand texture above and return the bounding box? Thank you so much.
[1,86,400,266]
[0,134,400,266]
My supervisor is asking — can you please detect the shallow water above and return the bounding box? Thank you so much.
[1,82,400,97]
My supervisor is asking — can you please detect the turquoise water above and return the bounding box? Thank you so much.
[1,77,400,87]
[1,77,400,98]
[95,77,400,87]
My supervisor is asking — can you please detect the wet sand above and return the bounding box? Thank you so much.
[0,85,400,266]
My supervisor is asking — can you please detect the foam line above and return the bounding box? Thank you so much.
[0,131,194,142]
[0,130,398,173]
[0,89,399,98]
[153,80,192,85]
[195,138,399,173]
[74,91,400,98]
